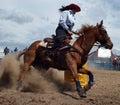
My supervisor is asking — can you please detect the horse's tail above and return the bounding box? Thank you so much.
[17,49,27,60]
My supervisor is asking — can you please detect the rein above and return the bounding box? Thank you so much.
[66,42,103,57]
[88,45,100,56]
[71,31,106,57]
[87,41,104,56]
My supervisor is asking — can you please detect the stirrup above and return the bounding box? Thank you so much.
[59,43,71,51]
[44,56,52,62]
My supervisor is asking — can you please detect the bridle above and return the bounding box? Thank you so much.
[70,26,110,57]
[97,26,113,49]
[88,27,110,56]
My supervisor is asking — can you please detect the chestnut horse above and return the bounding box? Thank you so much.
[17,20,113,97]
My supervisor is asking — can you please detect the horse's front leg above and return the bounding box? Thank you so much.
[78,68,94,92]
[65,54,86,97]
[70,66,87,97]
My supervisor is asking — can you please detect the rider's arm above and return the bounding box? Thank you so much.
[66,29,73,35]
[59,11,75,35]
[59,11,69,30]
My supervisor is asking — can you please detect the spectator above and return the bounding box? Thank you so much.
[4,46,10,55]
[14,47,18,52]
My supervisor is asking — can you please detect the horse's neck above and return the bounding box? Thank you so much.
[74,33,96,55]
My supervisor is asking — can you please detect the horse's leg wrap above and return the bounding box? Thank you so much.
[75,81,81,92]
[84,74,94,92]
[88,74,94,85]
[76,81,86,98]
[16,80,23,90]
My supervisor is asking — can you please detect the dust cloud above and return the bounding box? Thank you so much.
[0,53,67,93]
[0,54,21,89]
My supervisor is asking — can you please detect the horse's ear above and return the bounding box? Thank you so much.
[98,20,103,28]
[96,23,99,26]
[100,20,103,25]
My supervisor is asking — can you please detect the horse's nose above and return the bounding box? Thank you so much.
[110,43,113,49]
[105,43,113,49]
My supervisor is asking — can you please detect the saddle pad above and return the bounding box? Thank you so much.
[69,39,76,45]
[39,41,47,47]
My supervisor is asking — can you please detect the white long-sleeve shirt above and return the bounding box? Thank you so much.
[59,10,76,31]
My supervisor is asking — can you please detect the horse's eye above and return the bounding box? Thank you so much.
[100,30,107,35]
[104,30,107,34]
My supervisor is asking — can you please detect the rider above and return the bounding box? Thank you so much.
[53,3,81,48]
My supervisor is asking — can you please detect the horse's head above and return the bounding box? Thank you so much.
[95,20,113,49]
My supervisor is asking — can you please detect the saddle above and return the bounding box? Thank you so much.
[43,35,71,59]
[43,35,55,49]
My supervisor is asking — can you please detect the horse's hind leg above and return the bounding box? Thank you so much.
[16,51,35,90]
[16,62,29,90]
[18,62,30,81]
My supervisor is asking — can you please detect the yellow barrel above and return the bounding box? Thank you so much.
[64,63,88,88]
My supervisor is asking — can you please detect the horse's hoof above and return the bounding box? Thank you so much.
[89,82,94,86]
[80,92,87,98]
[78,88,86,98]
[84,83,93,92]
[45,57,52,62]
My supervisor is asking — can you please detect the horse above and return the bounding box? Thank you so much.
[17,20,113,97]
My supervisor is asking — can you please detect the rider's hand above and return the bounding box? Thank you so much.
[67,29,73,35]
[74,31,83,36]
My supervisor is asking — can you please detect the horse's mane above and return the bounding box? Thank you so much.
[77,24,94,34]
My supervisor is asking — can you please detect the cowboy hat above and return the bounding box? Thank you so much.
[67,3,81,12]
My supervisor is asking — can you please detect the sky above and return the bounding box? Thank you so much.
[0,0,120,53]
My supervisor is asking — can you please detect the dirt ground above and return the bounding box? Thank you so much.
[0,54,120,105]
